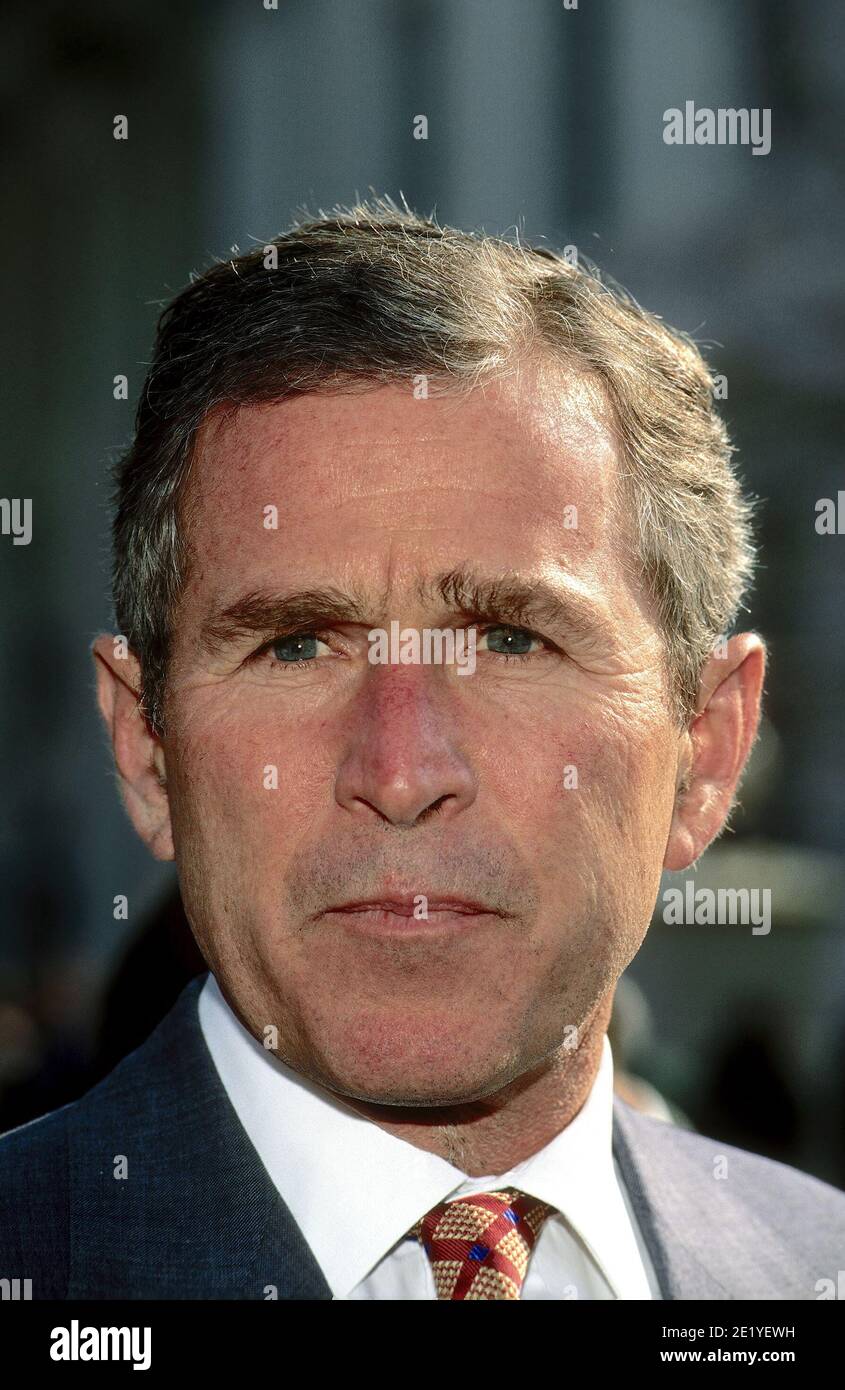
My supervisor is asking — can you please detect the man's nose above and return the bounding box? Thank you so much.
[334,665,477,826]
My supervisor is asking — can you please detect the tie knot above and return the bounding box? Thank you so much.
[410,1188,556,1299]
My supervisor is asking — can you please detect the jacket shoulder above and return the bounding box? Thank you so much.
[614,1098,845,1298]
[631,1106,845,1217]
[0,1099,73,1297]
[0,975,208,1299]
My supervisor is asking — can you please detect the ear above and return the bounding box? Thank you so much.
[91,633,175,861]
[664,632,766,871]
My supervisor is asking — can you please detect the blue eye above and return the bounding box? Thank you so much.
[484,626,536,655]
[271,634,319,662]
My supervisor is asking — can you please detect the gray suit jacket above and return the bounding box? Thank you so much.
[0,973,842,1299]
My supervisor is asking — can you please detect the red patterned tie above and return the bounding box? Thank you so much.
[410,1189,556,1299]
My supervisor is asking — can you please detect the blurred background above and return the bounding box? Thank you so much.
[1,0,843,1185]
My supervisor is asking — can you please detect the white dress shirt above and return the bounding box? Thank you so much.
[198,972,662,1299]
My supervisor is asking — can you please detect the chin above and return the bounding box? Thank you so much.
[328,1069,506,1110]
[301,1011,518,1108]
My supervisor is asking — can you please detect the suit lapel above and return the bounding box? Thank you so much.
[68,974,332,1299]
[611,1095,813,1300]
[611,1096,731,1299]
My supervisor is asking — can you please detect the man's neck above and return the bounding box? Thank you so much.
[331,996,613,1177]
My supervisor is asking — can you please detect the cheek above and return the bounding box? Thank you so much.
[166,701,329,881]
[494,698,677,882]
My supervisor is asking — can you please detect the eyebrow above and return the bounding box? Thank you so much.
[433,569,613,646]
[197,567,613,656]
[199,586,371,656]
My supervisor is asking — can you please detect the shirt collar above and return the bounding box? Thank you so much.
[198,971,632,1298]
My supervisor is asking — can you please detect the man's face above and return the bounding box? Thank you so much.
[161,357,681,1105]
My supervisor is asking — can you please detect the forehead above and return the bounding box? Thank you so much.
[180,356,627,600]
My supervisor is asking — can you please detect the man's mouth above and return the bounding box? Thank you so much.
[320,894,507,936]
[329,895,495,916]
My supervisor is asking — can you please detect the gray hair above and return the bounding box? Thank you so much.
[111,194,756,734]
